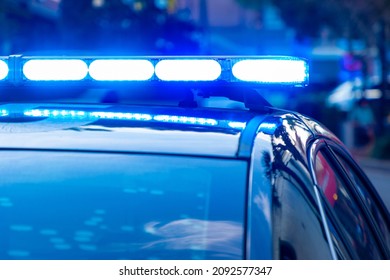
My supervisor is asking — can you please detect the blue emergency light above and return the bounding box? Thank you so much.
[155,59,222,81]
[232,59,307,83]
[0,60,8,80]
[0,109,8,116]
[23,59,89,81]
[89,59,154,81]
[0,55,309,86]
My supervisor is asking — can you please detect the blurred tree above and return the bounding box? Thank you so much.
[236,0,390,132]
[236,0,389,46]
[272,0,390,134]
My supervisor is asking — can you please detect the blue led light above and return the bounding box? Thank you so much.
[259,121,279,134]
[23,109,219,126]
[89,112,153,121]
[89,59,154,81]
[23,59,88,81]
[232,58,308,84]
[0,109,9,116]
[227,121,246,129]
[0,60,8,80]
[155,59,221,81]
[24,109,87,118]
[153,115,218,126]
[24,109,153,121]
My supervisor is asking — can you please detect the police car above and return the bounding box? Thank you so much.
[0,55,389,260]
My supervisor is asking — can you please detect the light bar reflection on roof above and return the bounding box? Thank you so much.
[259,121,279,135]
[0,60,8,80]
[153,115,218,126]
[23,109,153,121]
[227,121,246,129]
[23,59,88,81]
[232,58,308,84]
[89,59,154,81]
[155,59,221,81]
[22,109,219,127]
[24,109,86,118]
[90,112,153,121]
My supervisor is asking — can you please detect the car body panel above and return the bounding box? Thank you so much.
[0,103,254,158]
[1,101,389,260]
[246,112,335,259]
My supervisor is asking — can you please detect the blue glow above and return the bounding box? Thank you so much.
[259,121,279,134]
[227,121,246,129]
[22,109,218,126]
[23,109,152,121]
[0,60,8,80]
[24,109,87,118]
[1,109,9,116]
[89,59,154,81]
[232,58,308,84]
[153,115,218,126]
[23,59,88,81]
[155,59,221,81]
[89,112,153,121]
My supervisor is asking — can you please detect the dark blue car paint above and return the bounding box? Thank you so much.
[1,102,389,259]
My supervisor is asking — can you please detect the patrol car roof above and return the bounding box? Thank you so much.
[0,55,309,157]
[0,103,282,158]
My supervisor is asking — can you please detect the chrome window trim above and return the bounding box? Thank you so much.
[307,139,338,260]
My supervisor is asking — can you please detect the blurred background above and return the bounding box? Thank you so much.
[0,0,389,161]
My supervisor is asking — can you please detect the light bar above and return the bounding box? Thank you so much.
[232,58,308,84]
[1,55,309,86]
[0,60,8,80]
[23,59,88,81]
[89,59,154,81]
[155,59,221,81]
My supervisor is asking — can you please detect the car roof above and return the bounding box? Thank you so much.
[0,103,282,158]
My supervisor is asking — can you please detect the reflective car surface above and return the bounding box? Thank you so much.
[0,55,389,260]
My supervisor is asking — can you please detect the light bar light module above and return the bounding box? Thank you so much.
[89,59,154,81]
[23,59,89,81]
[232,58,308,84]
[155,59,221,81]
[0,60,8,80]
[1,55,309,86]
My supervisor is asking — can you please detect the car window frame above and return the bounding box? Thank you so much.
[325,141,390,258]
[308,138,388,259]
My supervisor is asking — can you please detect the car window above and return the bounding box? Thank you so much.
[0,151,247,260]
[330,149,390,251]
[314,151,382,259]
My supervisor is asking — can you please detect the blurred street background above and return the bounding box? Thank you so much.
[0,0,390,203]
